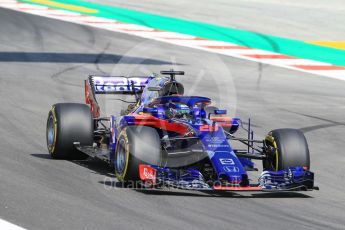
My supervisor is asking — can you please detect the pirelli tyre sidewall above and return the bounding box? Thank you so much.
[114,129,130,182]
[264,128,310,171]
[46,103,93,159]
[115,126,161,184]
[47,108,57,155]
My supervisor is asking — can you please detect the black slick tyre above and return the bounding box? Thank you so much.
[115,126,161,184]
[46,103,93,159]
[264,128,310,171]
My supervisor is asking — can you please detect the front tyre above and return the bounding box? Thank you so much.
[264,128,310,171]
[115,126,162,184]
[46,103,93,159]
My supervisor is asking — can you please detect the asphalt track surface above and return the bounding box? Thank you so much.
[0,7,345,230]
[85,0,345,40]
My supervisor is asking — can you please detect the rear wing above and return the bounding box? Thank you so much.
[84,75,154,117]
[89,75,154,94]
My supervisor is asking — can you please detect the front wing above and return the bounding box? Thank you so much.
[139,164,316,192]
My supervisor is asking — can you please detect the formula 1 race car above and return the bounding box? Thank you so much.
[46,70,317,192]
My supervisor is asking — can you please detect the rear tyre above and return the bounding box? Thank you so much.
[115,126,162,185]
[46,103,93,159]
[264,128,310,171]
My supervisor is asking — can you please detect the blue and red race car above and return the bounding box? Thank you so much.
[46,70,317,192]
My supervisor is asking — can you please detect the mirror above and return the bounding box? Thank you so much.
[214,109,227,115]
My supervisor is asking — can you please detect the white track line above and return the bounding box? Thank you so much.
[0,218,26,230]
[29,9,81,16]
[96,23,155,31]
[15,3,48,9]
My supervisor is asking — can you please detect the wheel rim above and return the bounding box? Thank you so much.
[47,114,55,149]
[116,139,127,174]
